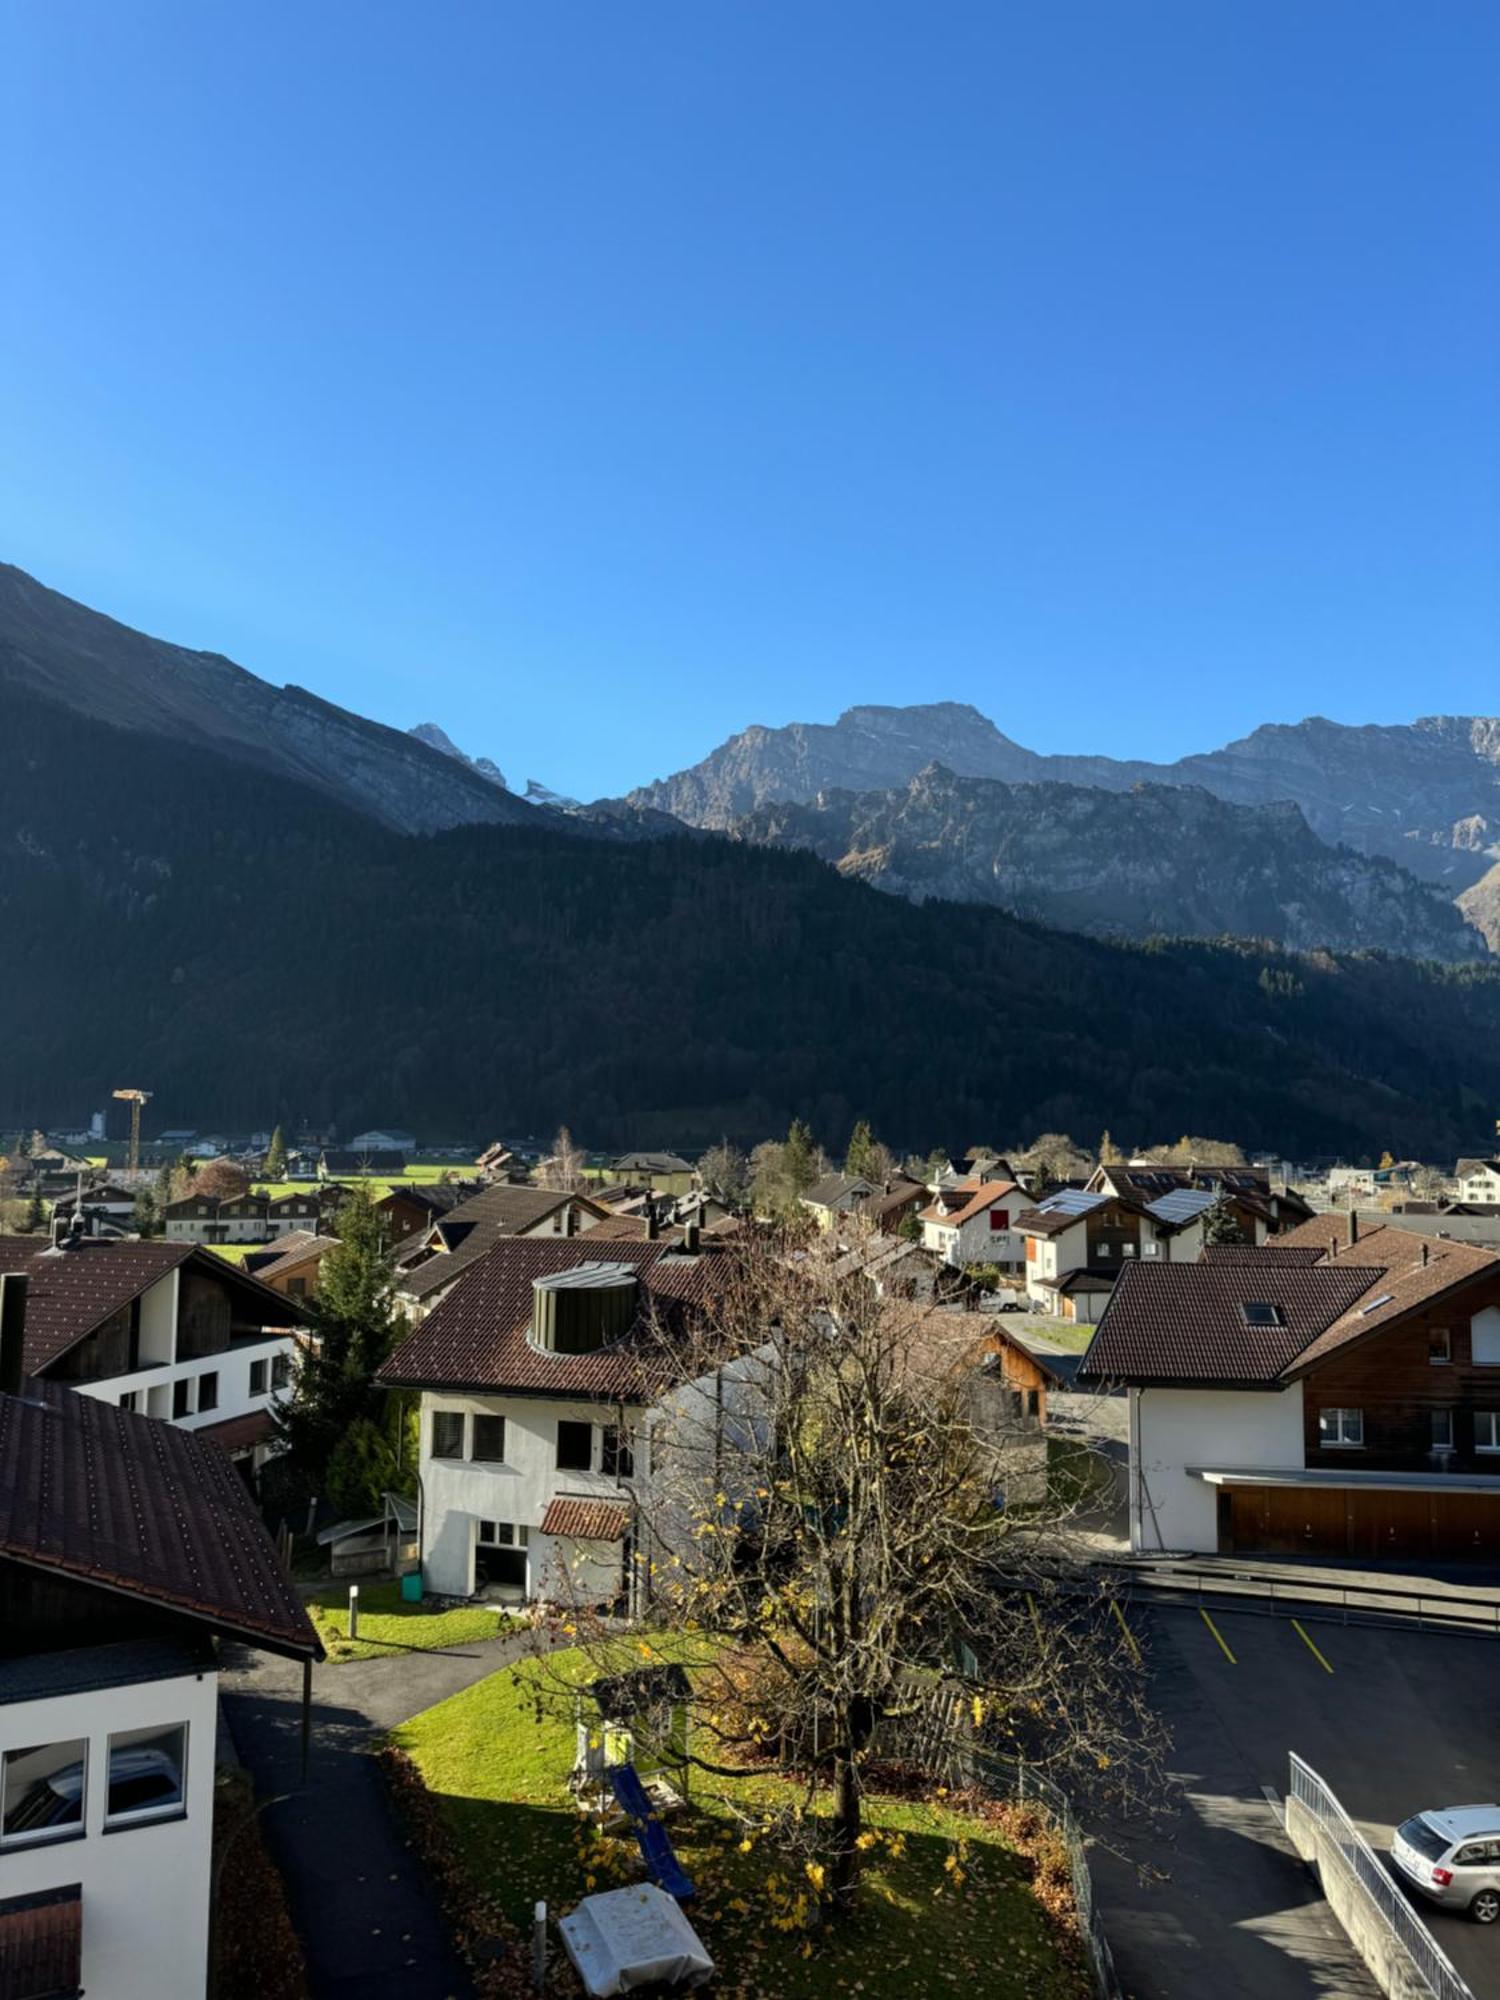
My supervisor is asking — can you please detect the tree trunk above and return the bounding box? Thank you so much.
[831,1745,861,1910]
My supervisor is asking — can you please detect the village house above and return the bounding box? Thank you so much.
[380,1235,734,1607]
[0,1235,303,1477]
[609,1151,696,1195]
[1455,1159,1500,1206]
[376,1180,474,1241]
[918,1179,1025,1268]
[266,1189,331,1237]
[1078,1216,1500,1561]
[392,1182,612,1319]
[0,1342,320,2000]
[799,1173,877,1230]
[243,1230,339,1302]
[1018,1187,1220,1322]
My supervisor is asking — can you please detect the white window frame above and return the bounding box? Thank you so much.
[476,1520,529,1548]
[431,1409,466,1460]
[1319,1407,1365,1448]
[104,1722,189,1830]
[1,1738,89,1849]
[1430,1408,1455,1451]
[1476,1412,1500,1454]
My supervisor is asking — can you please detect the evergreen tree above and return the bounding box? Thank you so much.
[131,1187,160,1238]
[273,1185,406,1491]
[782,1118,819,1197]
[24,1190,45,1234]
[845,1118,877,1180]
[265,1124,287,1180]
[1201,1197,1245,1246]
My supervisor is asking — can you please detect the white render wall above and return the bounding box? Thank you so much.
[1130,1382,1305,1553]
[0,1666,217,1999]
[420,1392,637,1601]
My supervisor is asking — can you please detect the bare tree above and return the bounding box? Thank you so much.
[533,1234,1163,1917]
[537,1124,585,1192]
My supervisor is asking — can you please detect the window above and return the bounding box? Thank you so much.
[287,1277,307,1299]
[432,1410,465,1459]
[1477,1412,1500,1454]
[557,1421,593,1472]
[1473,1308,1500,1367]
[119,1390,138,1413]
[2,1740,87,1846]
[197,1371,218,1414]
[988,1209,1009,1232]
[1319,1407,1364,1448]
[602,1426,634,1479]
[271,1353,292,1391]
[106,1724,186,1827]
[470,1414,506,1462]
[1431,1408,1455,1451]
[1429,1327,1452,1365]
[172,1378,192,1419]
[477,1520,528,1547]
[1240,1302,1286,1328]
[249,1359,269,1396]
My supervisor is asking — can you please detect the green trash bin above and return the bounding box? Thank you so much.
[400,1572,423,1605]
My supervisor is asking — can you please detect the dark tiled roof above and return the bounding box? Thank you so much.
[195,1408,276,1454]
[917,1181,1020,1229]
[382,1237,731,1399]
[0,1885,81,2000]
[8,1241,302,1376]
[1285,1229,1500,1377]
[802,1174,873,1211]
[1078,1261,1376,1386]
[612,1152,693,1174]
[250,1235,338,1284]
[0,1386,320,1658]
[1203,1243,1327,1266]
[540,1496,630,1540]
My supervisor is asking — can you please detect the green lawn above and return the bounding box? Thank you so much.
[307,1581,515,1662]
[390,1649,1089,2000]
[206,1243,261,1264]
[253,1165,475,1202]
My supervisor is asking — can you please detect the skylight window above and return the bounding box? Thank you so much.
[1239,1301,1285,1328]
[1358,1292,1394,1316]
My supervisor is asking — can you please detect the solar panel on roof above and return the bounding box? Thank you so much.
[1039,1189,1105,1216]
[1148,1189,1218,1224]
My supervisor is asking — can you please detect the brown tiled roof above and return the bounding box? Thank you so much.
[1014,1203,1096,1239]
[1078,1261,1376,1386]
[540,1496,630,1540]
[7,1241,303,1376]
[250,1235,338,1285]
[1203,1242,1327,1266]
[195,1408,276,1454]
[0,1385,320,1658]
[1284,1229,1500,1378]
[381,1237,731,1399]
[917,1180,1019,1230]
[0,1885,81,2000]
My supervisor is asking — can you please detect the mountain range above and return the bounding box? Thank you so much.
[6,560,1500,1157]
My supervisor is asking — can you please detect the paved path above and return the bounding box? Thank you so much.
[220,1629,537,2000]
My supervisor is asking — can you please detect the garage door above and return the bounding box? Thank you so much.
[1220,1485,1500,1560]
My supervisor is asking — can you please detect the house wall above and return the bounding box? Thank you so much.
[1302,1278,1500,1473]
[1024,1220,1088,1304]
[0,1666,217,2000]
[420,1392,637,1603]
[1131,1383,1305,1553]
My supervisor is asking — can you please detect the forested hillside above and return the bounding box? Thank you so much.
[6,684,1500,1156]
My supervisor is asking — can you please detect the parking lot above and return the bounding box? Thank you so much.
[1091,1602,1500,1999]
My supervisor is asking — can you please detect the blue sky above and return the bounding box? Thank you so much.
[3,3,1496,801]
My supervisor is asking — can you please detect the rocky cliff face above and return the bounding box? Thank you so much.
[731,766,1488,961]
[627,702,1500,907]
[0,564,542,834]
[408,721,507,789]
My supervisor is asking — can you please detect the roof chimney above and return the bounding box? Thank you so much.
[645,1203,659,1242]
[1421,1240,1431,1267]
[0,1273,28,1397]
[563,1203,576,1239]
[1347,1210,1359,1247]
[683,1219,701,1255]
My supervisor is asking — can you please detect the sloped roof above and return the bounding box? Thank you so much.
[249,1234,338,1284]
[0,1385,320,1658]
[803,1173,874,1211]
[381,1237,731,1399]
[540,1496,630,1540]
[8,1240,302,1376]
[1284,1228,1500,1378]
[917,1180,1020,1229]
[1078,1261,1376,1386]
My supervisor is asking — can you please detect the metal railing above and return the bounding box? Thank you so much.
[979,1755,1122,2000]
[1095,1559,1500,1635]
[1287,1753,1476,2000]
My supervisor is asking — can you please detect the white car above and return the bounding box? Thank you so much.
[1393,1807,1500,1923]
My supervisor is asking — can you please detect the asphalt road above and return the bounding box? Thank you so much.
[1093,1603,1500,1999]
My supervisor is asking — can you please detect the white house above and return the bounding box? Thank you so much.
[382,1235,737,1607]
[917,1180,1025,1268]
[1456,1159,1500,1206]
[1018,1188,1217,1321]
[0,1348,320,2000]
[8,1237,303,1478]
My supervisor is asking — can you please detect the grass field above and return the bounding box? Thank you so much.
[253,1164,475,1201]
[307,1581,515,1662]
[205,1243,261,1265]
[391,1649,1088,2000]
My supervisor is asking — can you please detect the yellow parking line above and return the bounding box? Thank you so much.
[1291,1618,1334,1674]
[1110,1597,1142,1664]
[1200,1608,1237,1663]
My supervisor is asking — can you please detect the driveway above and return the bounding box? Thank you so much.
[220,1629,539,2000]
[1095,1602,1500,1998]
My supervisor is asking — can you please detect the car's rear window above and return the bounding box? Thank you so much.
[1397,1816,1451,1863]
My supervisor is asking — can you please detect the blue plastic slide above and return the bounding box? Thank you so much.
[608,1762,696,1901]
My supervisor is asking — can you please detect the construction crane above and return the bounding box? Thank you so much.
[112,1088,152,1174]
